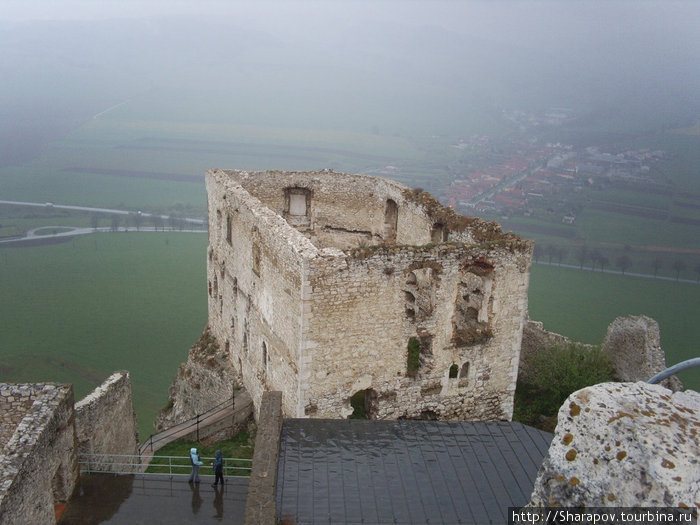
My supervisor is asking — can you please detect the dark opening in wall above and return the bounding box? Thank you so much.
[459,362,470,388]
[431,222,448,243]
[348,388,377,419]
[404,264,441,322]
[406,337,421,377]
[384,199,398,244]
[262,341,268,372]
[226,215,232,245]
[453,271,493,346]
[252,243,261,276]
[449,364,459,378]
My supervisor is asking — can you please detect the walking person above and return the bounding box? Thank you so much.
[188,447,203,483]
[211,449,225,487]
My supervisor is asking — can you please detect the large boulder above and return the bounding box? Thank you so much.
[529,381,699,509]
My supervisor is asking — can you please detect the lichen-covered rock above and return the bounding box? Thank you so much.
[155,325,239,432]
[529,382,699,509]
[602,315,682,391]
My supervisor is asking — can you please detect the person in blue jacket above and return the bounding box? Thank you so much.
[211,449,224,487]
[188,447,204,483]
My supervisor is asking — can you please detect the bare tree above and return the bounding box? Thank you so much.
[130,212,143,231]
[556,247,568,266]
[616,255,632,275]
[599,255,609,272]
[533,244,543,263]
[111,215,121,232]
[651,257,663,277]
[546,244,557,264]
[90,213,100,231]
[673,259,686,281]
[577,245,588,269]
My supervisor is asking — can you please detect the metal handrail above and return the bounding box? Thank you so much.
[138,396,240,455]
[79,453,252,477]
[648,357,700,384]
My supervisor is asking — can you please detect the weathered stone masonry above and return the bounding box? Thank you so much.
[0,384,77,525]
[206,169,533,421]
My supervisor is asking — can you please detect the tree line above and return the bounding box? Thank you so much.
[533,243,700,281]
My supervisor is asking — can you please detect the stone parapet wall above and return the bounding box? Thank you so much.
[0,386,38,449]
[244,391,283,525]
[0,383,77,525]
[75,371,138,473]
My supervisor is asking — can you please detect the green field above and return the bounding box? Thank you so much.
[0,233,207,439]
[528,264,699,391]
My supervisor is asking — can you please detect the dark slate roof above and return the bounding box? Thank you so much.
[276,419,552,525]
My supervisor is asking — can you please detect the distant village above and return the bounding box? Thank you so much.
[440,109,669,223]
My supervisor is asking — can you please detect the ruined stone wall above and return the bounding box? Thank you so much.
[206,169,532,421]
[207,171,311,417]
[520,316,683,391]
[304,243,531,420]
[229,170,435,247]
[74,371,138,473]
[0,384,77,525]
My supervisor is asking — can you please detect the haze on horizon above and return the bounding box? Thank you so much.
[1,0,699,167]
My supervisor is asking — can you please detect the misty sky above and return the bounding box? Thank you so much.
[1,0,699,156]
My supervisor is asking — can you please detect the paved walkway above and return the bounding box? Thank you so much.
[58,473,248,524]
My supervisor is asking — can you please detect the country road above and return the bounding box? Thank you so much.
[0,199,207,245]
[0,199,206,224]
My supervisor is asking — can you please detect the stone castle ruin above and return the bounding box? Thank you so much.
[206,169,533,421]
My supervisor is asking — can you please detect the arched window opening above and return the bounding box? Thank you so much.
[459,362,470,387]
[449,364,459,379]
[383,199,398,244]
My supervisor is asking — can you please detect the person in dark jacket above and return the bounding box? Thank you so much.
[211,449,224,486]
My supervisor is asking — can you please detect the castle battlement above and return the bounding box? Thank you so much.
[206,169,533,420]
